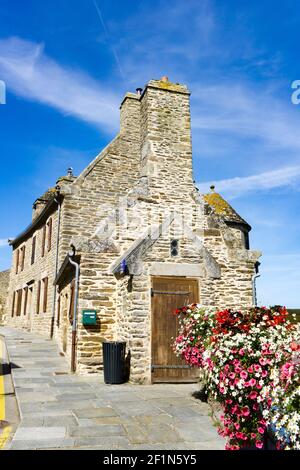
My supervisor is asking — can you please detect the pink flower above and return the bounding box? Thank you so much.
[251,433,257,439]
[248,378,257,387]
[255,441,263,449]
[239,348,245,356]
[248,366,254,373]
[257,427,265,434]
[254,364,261,372]
[240,370,248,380]
[249,391,258,400]
[229,372,236,380]
[241,406,250,417]
[259,357,267,366]
[261,370,268,378]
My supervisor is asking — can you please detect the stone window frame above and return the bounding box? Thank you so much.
[42,276,48,313]
[36,280,41,314]
[15,249,19,274]
[20,245,26,271]
[41,225,46,257]
[47,217,52,252]
[16,289,22,316]
[31,236,36,265]
[23,286,28,315]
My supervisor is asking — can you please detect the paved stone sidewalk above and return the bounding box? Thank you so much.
[0,327,224,450]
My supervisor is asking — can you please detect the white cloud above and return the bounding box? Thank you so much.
[198,165,300,198]
[0,37,119,131]
[191,81,300,154]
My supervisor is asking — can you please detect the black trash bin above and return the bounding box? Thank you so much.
[102,341,126,384]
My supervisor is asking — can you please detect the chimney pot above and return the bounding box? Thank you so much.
[161,76,169,82]
[136,87,143,96]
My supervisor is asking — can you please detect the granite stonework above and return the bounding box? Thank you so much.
[5,78,261,382]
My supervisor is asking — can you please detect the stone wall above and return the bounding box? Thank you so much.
[5,78,261,381]
[5,208,60,337]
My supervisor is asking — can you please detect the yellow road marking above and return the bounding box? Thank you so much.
[0,426,11,450]
[0,339,11,449]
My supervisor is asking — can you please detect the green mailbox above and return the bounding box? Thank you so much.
[82,309,97,326]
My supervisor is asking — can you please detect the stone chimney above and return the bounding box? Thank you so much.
[138,77,194,202]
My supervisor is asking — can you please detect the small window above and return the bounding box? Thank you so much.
[23,286,28,315]
[16,289,22,316]
[170,239,179,257]
[31,236,36,265]
[41,225,46,257]
[42,277,48,313]
[20,245,26,271]
[47,218,52,252]
[15,249,19,274]
[36,280,41,314]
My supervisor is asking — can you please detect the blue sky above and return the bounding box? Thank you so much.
[0,0,299,307]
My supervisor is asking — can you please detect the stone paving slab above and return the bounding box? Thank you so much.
[0,326,225,450]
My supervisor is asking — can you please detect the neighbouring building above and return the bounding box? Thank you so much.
[0,269,10,325]
[5,77,261,383]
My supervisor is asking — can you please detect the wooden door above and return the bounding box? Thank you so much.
[151,277,200,383]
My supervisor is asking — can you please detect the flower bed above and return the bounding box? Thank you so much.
[173,305,300,450]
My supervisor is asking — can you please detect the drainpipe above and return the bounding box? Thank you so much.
[252,262,261,307]
[68,245,80,373]
[50,190,62,338]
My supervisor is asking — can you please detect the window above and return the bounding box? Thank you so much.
[31,236,36,265]
[11,291,16,317]
[16,289,22,316]
[23,287,28,315]
[15,249,19,274]
[20,245,26,271]
[170,239,179,256]
[42,277,48,313]
[41,225,46,257]
[47,218,52,252]
[36,280,41,314]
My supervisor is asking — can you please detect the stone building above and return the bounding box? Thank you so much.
[0,269,10,325]
[5,77,261,383]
